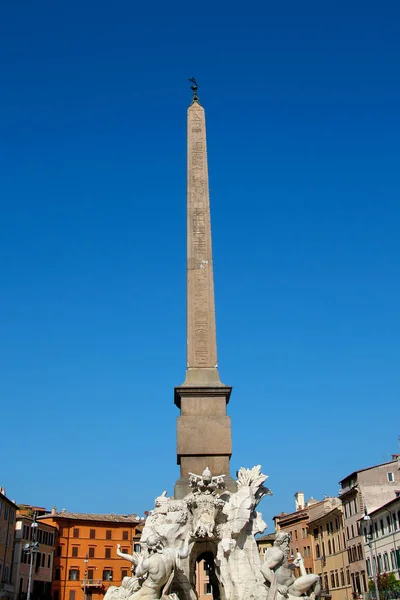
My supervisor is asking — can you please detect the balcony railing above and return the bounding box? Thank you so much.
[81,580,102,588]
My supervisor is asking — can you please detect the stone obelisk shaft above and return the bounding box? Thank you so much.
[184,100,220,385]
[174,97,234,499]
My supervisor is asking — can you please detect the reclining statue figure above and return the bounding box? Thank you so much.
[261,532,321,600]
[104,532,190,600]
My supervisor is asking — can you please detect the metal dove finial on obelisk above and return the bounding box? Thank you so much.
[188,77,200,104]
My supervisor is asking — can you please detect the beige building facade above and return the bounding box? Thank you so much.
[257,533,275,560]
[359,496,400,584]
[308,498,352,600]
[339,457,399,597]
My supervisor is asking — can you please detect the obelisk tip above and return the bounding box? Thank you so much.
[188,77,201,105]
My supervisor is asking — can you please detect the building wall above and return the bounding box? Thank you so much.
[39,515,142,600]
[360,497,400,584]
[257,534,275,560]
[308,501,352,600]
[340,460,399,597]
[274,510,315,574]
[195,559,211,600]
[0,490,18,596]
[11,516,56,600]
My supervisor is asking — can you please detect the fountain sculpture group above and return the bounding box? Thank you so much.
[104,467,321,600]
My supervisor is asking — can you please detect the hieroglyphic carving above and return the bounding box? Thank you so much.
[187,104,217,369]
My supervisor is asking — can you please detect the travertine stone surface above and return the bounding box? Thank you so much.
[175,99,233,494]
[177,416,232,456]
[185,101,220,386]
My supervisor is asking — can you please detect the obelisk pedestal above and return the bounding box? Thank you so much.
[174,95,234,499]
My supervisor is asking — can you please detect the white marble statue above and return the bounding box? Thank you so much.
[136,465,284,600]
[261,532,321,600]
[104,532,191,600]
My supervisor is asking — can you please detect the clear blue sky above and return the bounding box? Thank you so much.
[1,3,399,530]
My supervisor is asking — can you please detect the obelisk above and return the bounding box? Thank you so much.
[174,80,234,498]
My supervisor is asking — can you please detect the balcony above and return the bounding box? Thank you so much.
[81,580,103,588]
[0,583,14,598]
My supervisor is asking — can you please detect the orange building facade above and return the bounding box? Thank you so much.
[0,488,19,599]
[38,511,143,600]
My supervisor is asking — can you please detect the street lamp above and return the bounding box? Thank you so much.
[25,512,39,600]
[363,510,380,600]
[83,554,89,600]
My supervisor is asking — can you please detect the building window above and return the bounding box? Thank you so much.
[390,550,397,570]
[41,553,45,567]
[106,530,112,540]
[121,570,128,579]
[57,545,62,557]
[103,569,113,581]
[69,569,80,580]
[54,592,59,600]
[105,548,111,559]
[88,569,94,580]
[331,573,335,589]
[332,539,336,554]
[347,569,350,585]
[366,559,371,577]
[335,572,339,588]
[89,547,95,558]
[358,544,363,560]
[134,544,141,553]
[295,530,298,540]
[386,516,391,532]
[378,555,383,573]
[90,529,96,539]
[383,553,390,571]
[340,569,345,586]
[72,547,78,557]
[122,531,129,540]
[387,472,394,482]
[55,569,61,580]
[316,544,320,559]
[328,540,332,555]
[47,555,51,568]
[49,533,54,546]
[73,528,79,538]
[69,592,75,600]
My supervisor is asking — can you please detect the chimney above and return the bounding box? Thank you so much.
[294,492,305,511]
